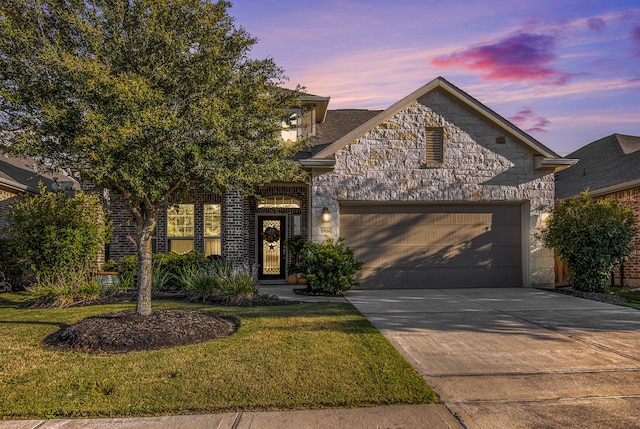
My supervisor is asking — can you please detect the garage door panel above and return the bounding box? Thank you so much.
[341,204,523,289]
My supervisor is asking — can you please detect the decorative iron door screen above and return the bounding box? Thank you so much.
[258,216,286,280]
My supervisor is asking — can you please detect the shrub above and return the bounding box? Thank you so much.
[26,266,102,308]
[540,190,638,292]
[104,256,137,292]
[151,259,173,293]
[155,251,210,285]
[2,186,111,277]
[180,264,222,301]
[217,263,258,304]
[283,235,307,273]
[297,238,363,295]
[105,251,209,293]
[180,259,258,304]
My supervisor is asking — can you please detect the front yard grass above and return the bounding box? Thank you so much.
[0,293,435,419]
[611,287,640,310]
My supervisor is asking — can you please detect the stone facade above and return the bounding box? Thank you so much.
[311,89,556,287]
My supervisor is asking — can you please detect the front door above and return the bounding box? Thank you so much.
[258,216,286,280]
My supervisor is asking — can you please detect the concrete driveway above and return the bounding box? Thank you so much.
[346,288,640,429]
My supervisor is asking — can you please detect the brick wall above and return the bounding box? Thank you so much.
[248,183,308,268]
[598,186,640,286]
[105,190,138,261]
[221,189,249,264]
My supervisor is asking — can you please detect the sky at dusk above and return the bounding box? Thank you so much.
[230,0,640,156]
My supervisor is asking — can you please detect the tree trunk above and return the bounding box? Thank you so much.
[135,213,157,316]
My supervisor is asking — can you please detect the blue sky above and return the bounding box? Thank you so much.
[230,0,640,156]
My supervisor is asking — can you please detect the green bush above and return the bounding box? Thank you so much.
[218,263,258,304]
[180,259,257,304]
[540,191,638,292]
[104,256,137,292]
[179,264,222,301]
[297,238,363,295]
[2,186,111,277]
[154,251,210,283]
[26,266,102,307]
[105,251,209,293]
[283,234,307,274]
[0,237,22,288]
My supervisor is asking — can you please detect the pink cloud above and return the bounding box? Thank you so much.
[431,33,573,85]
[509,108,550,134]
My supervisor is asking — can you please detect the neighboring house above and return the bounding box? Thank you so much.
[107,77,576,289]
[0,153,73,233]
[555,134,640,286]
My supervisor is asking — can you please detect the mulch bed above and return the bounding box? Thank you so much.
[549,287,629,305]
[43,309,238,354]
[40,292,297,354]
[293,287,344,297]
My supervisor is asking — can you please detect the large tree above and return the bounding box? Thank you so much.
[0,0,302,315]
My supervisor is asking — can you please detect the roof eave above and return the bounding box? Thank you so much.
[298,158,336,168]
[564,178,640,199]
[534,156,578,172]
[300,95,331,123]
[0,177,31,193]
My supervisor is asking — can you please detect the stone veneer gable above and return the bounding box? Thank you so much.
[311,89,556,287]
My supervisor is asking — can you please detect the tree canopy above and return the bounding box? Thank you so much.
[0,0,303,314]
[540,191,637,292]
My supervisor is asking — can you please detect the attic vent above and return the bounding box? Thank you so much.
[425,127,444,164]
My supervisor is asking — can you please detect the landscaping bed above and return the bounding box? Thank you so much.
[43,309,238,354]
[550,286,640,308]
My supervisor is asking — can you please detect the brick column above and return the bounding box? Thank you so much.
[221,189,249,264]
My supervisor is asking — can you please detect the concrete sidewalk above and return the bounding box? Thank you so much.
[0,404,463,429]
[347,288,640,429]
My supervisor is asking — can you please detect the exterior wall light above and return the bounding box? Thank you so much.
[321,207,331,222]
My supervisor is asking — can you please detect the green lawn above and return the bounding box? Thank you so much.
[0,294,435,419]
[611,287,640,310]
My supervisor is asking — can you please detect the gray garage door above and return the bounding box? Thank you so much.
[340,204,523,289]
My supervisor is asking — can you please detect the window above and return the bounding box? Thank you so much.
[425,127,444,164]
[281,108,301,142]
[167,204,194,254]
[258,196,301,209]
[204,204,221,256]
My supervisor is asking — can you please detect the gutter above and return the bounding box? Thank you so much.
[534,156,578,172]
[298,159,336,168]
[569,178,640,199]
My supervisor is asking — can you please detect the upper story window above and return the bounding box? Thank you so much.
[425,127,444,164]
[281,108,302,142]
[258,196,301,209]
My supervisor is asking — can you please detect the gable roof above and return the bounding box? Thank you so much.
[312,76,563,161]
[0,153,73,193]
[555,133,640,199]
